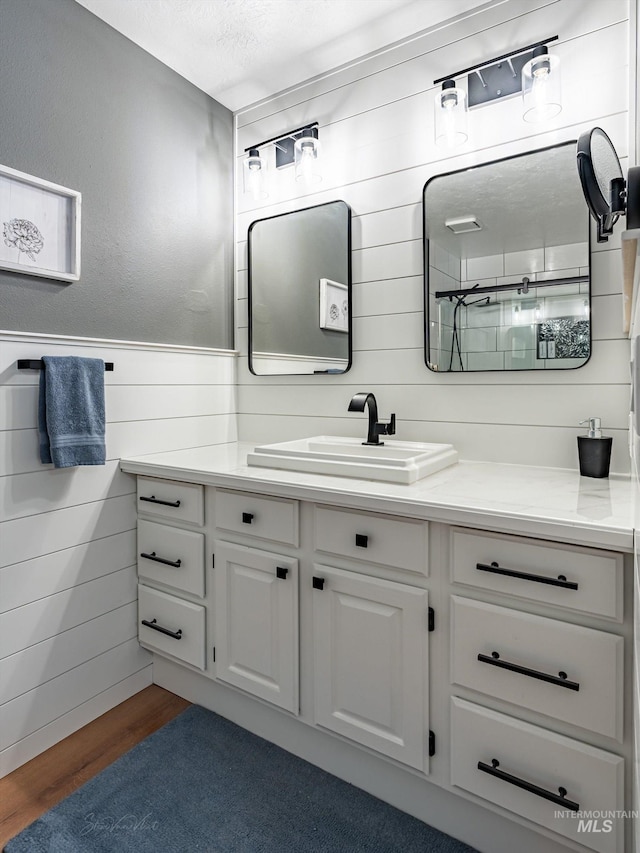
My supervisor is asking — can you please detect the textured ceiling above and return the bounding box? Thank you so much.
[425,144,587,260]
[73,0,490,111]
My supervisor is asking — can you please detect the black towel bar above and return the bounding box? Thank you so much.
[17,359,114,371]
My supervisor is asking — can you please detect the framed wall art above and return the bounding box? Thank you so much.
[0,164,81,282]
[319,278,348,333]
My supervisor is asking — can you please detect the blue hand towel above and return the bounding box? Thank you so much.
[38,356,106,468]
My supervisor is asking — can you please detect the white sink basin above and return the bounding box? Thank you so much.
[247,435,458,484]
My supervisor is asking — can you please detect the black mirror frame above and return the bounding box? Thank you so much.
[422,140,592,374]
[247,199,352,377]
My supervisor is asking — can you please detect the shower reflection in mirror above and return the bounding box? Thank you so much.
[424,142,590,373]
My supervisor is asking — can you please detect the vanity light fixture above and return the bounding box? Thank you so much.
[434,35,561,147]
[295,127,321,185]
[434,80,468,149]
[522,45,562,123]
[244,122,321,200]
[243,148,267,201]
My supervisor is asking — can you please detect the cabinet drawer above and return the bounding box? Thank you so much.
[137,520,205,597]
[450,527,622,621]
[451,596,623,740]
[137,476,203,527]
[451,697,624,853]
[314,506,428,576]
[138,584,205,670]
[214,489,298,546]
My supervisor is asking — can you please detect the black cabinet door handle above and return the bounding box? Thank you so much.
[312,576,325,590]
[476,562,578,590]
[478,759,579,811]
[478,652,579,691]
[242,512,254,524]
[276,566,289,579]
[140,495,181,508]
[140,551,182,568]
[355,534,368,548]
[141,618,183,640]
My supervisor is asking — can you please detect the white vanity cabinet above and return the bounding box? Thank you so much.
[212,488,300,713]
[447,526,627,853]
[123,456,633,853]
[310,503,431,770]
[135,476,207,670]
[210,491,431,769]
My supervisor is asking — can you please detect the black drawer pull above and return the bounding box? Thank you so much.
[478,759,579,811]
[476,561,578,590]
[140,495,181,508]
[312,576,325,590]
[140,551,182,569]
[242,512,254,524]
[478,652,579,691]
[355,534,368,548]
[141,618,183,640]
[276,566,289,580]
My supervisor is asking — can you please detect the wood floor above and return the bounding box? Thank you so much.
[0,685,190,850]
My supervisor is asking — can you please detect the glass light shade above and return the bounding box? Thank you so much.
[434,84,468,149]
[522,50,562,123]
[294,131,321,185]
[243,148,267,200]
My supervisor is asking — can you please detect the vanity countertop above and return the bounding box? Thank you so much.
[120,442,635,552]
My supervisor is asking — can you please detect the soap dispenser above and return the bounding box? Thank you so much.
[577,418,612,478]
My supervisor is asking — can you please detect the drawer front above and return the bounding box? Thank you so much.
[314,506,428,576]
[137,520,205,597]
[451,698,624,853]
[451,596,623,740]
[450,527,622,621]
[214,489,298,546]
[137,476,204,527]
[138,584,205,670]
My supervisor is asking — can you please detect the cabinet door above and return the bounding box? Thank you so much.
[312,564,429,770]
[214,542,298,713]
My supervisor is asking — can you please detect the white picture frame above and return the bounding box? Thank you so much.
[319,278,348,333]
[0,164,81,282]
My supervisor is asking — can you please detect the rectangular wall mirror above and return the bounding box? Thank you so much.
[424,142,590,372]
[248,200,351,375]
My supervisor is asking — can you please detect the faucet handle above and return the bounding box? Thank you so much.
[376,413,396,437]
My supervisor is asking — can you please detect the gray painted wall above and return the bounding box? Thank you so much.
[0,0,233,348]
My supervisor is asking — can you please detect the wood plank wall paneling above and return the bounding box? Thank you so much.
[234,0,633,474]
[0,332,237,777]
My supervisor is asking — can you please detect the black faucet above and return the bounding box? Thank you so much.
[348,393,396,446]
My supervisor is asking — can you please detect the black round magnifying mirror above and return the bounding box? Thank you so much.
[577,127,640,242]
[577,127,624,242]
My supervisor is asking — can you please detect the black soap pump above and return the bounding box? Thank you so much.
[577,417,612,478]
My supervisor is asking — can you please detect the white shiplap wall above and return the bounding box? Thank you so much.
[0,331,237,776]
[235,0,633,474]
